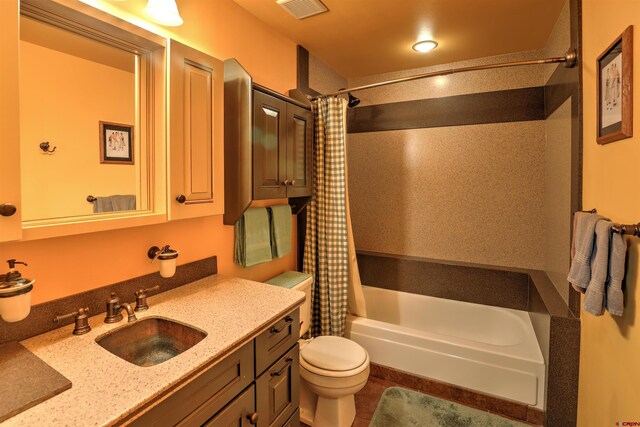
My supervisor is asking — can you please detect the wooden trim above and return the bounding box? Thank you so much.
[21,0,164,52]
[567,0,583,319]
[347,87,545,133]
[223,59,253,226]
[596,25,633,144]
[254,83,312,111]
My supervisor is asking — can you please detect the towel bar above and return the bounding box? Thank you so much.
[578,208,640,236]
[86,195,97,203]
[612,223,640,236]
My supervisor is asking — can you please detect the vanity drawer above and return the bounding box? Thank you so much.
[128,340,254,427]
[282,409,300,427]
[255,309,300,375]
[202,384,256,427]
[255,345,299,427]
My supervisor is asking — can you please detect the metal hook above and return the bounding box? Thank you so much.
[39,141,57,153]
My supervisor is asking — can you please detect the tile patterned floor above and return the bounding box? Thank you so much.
[303,375,541,426]
[353,376,540,427]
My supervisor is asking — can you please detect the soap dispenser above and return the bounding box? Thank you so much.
[0,260,35,322]
[148,245,179,278]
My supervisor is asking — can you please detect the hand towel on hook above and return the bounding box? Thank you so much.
[583,220,612,316]
[568,212,604,291]
[606,230,627,316]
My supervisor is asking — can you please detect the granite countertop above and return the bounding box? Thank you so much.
[2,275,305,427]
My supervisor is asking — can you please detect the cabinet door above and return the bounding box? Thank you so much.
[255,345,299,427]
[203,384,256,427]
[285,104,312,198]
[253,90,287,200]
[0,0,22,242]
[169,39,224,220]
[129,341,254,427]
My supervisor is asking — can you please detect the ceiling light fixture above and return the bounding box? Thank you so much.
[142,0,184,26]
[412,40,438,53]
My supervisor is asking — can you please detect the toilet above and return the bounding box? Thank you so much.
[266,271,370,427]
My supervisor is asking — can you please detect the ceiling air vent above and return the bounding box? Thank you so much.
[276,0,328,20]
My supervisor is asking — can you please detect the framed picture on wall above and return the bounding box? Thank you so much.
[99,121,134,164]
[597,26,633,145]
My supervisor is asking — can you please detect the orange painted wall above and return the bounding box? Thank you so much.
[578,1,640,425]
[0,0,298,304]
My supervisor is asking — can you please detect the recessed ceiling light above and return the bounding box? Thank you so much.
[412,40,438,53]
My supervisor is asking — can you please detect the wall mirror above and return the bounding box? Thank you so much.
[18,0,166,238]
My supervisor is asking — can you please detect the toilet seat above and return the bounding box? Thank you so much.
[300,336,369,377]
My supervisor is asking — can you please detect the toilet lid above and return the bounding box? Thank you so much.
[300,336,367,371]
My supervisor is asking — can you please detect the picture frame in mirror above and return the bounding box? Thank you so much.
[100,121,134,164]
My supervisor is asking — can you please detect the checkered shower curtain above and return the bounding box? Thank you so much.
[303,97,349,337]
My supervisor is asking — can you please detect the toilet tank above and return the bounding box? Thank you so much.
[265,271,313,336]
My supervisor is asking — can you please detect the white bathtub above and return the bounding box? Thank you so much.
[344,286,545,409]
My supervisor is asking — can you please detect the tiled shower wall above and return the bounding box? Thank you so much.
[305,0,577,298]
[543,0,574,304]
[345,52,547,270]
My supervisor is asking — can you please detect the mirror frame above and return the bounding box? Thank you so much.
[19,0,167,240]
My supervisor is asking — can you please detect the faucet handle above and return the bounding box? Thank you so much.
[135,285,160,312]
[54,307,91,335]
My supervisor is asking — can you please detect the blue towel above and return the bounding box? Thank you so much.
[606,230,627,316]
[568,213,604,290]
[234,208,273,267]
[583,220,612,316]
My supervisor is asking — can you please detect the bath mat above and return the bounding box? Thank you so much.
[369,387,529,427]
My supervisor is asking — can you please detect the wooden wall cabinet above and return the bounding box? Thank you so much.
[169,39,224,220]
[224,59,313,225]
[128,309,301,427]
[253,90,312,201]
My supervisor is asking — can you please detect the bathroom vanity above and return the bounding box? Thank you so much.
[3,275,305,426]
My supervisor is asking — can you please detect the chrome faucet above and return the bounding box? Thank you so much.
[104,292,137,323]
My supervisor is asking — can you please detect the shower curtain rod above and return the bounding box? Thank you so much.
[312,49,577,100]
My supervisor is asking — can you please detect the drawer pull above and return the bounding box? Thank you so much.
[271,357,294,377]
[269,316,294,334]
[247,412,259,425]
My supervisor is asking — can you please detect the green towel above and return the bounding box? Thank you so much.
[266,271,311,289]
[269,205,292,258]
[234,208,272,267]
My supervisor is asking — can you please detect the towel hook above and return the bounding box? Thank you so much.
[39,141,57,154]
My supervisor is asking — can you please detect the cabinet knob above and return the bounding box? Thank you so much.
[247,412,259,425]
[283,180,290,186]
[290,180,296,186]
[0,203,17,217]
[176,195,186,204]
